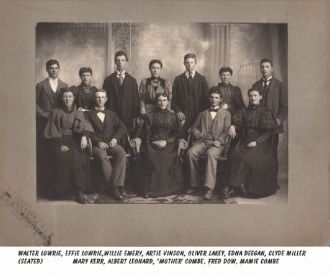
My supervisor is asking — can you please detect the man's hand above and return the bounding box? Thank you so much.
[60,145,69,152]
[80,136,88,149]
[140,107,146,115]
[98,142,109,150]
[228,125,237,138]
[191,128,203,139]
[109,138,118,148]
[247,141,257,148]
[176,112,185,121]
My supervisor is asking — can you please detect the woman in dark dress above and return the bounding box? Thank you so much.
[70,67,97,111]
[43,88,94,203]
[138,59,172,114]
[135,93,186,198]
[225,89,278,198]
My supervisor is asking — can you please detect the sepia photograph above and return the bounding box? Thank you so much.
[0,0,328,247]
[36,22,288,205]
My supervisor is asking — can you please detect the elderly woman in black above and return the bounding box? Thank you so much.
[43,88,94,203]
[133,93,187,198]
[223,89,278,198]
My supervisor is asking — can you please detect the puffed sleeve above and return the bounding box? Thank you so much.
[164,79,172,110]
[259,109,277,130]
[73,110,94,136]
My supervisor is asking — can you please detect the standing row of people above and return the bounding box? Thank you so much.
[36,51,287,203]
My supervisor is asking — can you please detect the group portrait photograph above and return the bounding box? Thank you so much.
[36,22,288,205]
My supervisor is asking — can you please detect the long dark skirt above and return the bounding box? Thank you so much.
[229,141,277,197]
[46,135,92,199]
[138,142,185,197]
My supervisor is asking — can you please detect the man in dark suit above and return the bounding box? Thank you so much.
[36,59,68,136]
[171,53,209,135]
[186,87,231,200]
[102,51,139,134]
[85,90,128,201]
[251,58,288,182]
[36,59,68,195]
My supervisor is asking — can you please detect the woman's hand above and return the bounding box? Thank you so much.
[60,145,69,152]
[176,112,185,121]
[80,136,88,149]
[109,138,118,148]
[247,141,257,148]
[228,125,237,138]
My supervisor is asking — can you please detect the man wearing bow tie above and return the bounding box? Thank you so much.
[186,87,231,200]
[85,90,128,201]
[102,51,139,134]
[251,58,288,183]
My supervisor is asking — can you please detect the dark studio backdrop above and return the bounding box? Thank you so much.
[36,22,288,189]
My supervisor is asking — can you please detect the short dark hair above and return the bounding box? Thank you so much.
[219,67,233,76]
[79,67,92,76]
[260,58,273,67]
[46,59,60,69]
[248,88,262,96]
[184,53,196,62]
[58,88,74,106]
[114,51,128,62]
[149,59,163,69]
[209,86,222,96]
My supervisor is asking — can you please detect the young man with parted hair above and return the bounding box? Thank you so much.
[102,51,139,134]
[250,58,288,185]
[84,89,128,201]
[36,59,68,194]
[186,87,231,200]
[171,53,209,135]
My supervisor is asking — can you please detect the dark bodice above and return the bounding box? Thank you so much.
[233,105,277,144]
[144,109,182,143]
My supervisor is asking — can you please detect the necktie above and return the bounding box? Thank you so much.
[96,109,105,114]
[262,80,268,90]
[209,108,219,112]
[188,72,193,88]
[118,74,124,86]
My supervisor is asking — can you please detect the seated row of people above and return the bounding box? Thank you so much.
[36,52,287,203]
[40,86,278,203]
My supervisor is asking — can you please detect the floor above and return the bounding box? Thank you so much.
[38,177,288,205]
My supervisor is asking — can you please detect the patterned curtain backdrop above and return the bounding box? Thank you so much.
[208,23,231,86]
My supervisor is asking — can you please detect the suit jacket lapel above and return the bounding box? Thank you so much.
[43,79,55,105]
[90,109,105,132]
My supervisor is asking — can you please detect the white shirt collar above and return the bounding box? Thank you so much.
[185,71,195,78]
[263,76,272,82]
[95,107,105,111]
[117,70,126,77]
[48,77,58,83]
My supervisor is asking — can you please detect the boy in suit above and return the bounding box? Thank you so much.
[186,87,231,200]
[36,59,68,194]
[102,51,139,133]
[85,90,128,201]
[251,58,288,182]
[171,53,209,134]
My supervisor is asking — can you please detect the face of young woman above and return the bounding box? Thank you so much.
[62,91,74,108]
[220,72,232,85]
[80,72,92,86]
[157,95,168,110]
[150,63,162,78]
[248,90,263,105]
